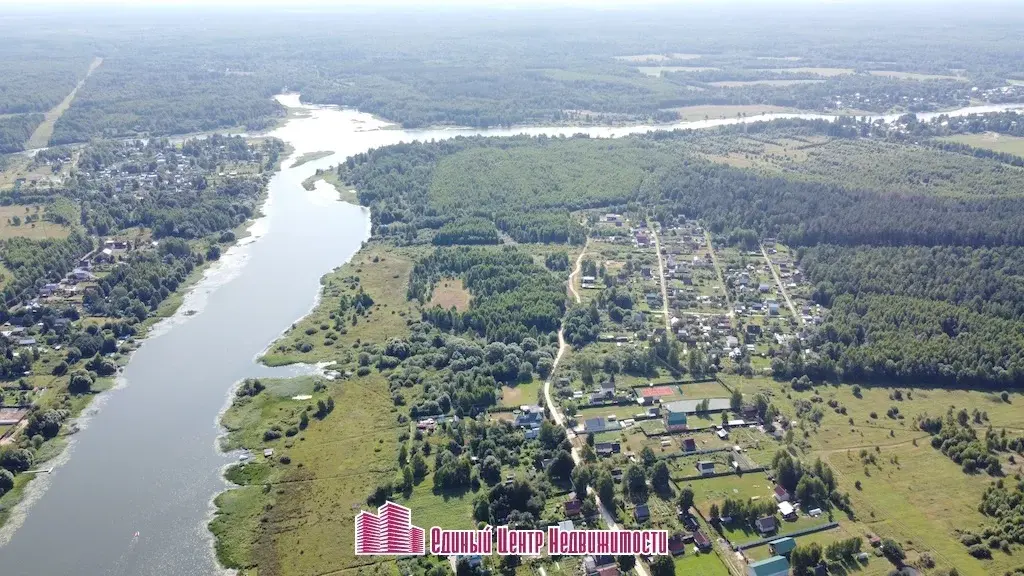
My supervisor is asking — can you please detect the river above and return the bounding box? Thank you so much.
[1,95,1023,575]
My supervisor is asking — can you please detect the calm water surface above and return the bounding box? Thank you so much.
[2,95,1023,575]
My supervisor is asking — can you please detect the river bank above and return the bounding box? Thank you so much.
[6,93,1024,575]
[0,140,294,538]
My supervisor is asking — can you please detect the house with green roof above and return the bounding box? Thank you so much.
[664,405,688,431]
[747,555,789,576]
[769,537,796,556]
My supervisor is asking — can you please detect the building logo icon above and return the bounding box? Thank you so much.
[355,501,425,555]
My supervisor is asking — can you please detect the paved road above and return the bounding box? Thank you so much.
[759,243,801,322]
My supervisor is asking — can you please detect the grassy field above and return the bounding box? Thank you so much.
[674,550,731,576]
[637,66,719,76]
[868,70,966,81]
[678,472,773,514]
[615,53,701,63]
[212,372,403,576]
[765,67,854,76]
[721,376,1024,575]
[668,105,798,122]
[289,150,334,168]
[501,379,542,408]
[428,277,471,311]
[261,244,417,365]
[0,205,71,239]
[709,79,825,87]
[940,133,1024,157]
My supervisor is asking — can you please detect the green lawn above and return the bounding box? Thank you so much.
[672,550,730,576]
[940,133,1024,158]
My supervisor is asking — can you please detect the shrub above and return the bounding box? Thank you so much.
[263,429,283,441]
[968,545,992,559]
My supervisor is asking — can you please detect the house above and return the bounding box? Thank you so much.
[768,301,780,315]
[565,497,582,516]
[747,555,790,576]
[716,429,729,440]
[584,418,614,433]
[17,338,37,347]
[694,531,712,551]
[636,234,650,247]
[514,405,544,429]
[595,442,621,457]
[727,419,746,428]
[599,380,617,395]
[696,461,715,476]
[668,534,687,555]
[524,428,539,440]
[778,501,796,519]
[611,468,624,482]
[755,515,777,535]
[769,537,796,556]
[726,336,739,348]
[633,503,650,523]
[664,405,689,432]
[605,213,623,224]
[682,438,697,452]
[597,566,620,576]
[773,485,790,503]
[558,520,575,532]
[584,555,617,576]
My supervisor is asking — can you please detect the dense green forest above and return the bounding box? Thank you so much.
[344,113,1024,390]
[2,5,1024,142]
[411,246,566,344]
[0,114,44,153]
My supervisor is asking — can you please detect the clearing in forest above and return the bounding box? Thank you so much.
[26,56,103,149]
[428,278,471,311]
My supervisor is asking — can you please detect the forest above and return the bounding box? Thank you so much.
[343,113,1024,390]
[0,114,44,153]
[411,246,567,344]
[3,5,1024,143]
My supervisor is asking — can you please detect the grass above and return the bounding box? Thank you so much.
[261,245,416,366]
[300,169,359,203]
[0,205,71,240]
[673,550,730,576]
[615,53,701,63]
[501,379,542,408]
[637,66,719,77]
[666,105,798,122]
[289,150,334,168]
[428,277,471,311]
[868,70,966,81]
[709,79,824,87]
[399,475,476,531]
[678,472,773,515]
[26,56,102,149]
[940,133,1024,157]
[764,67,854,77]
[212,371,403,575]
[722,376,1024,575]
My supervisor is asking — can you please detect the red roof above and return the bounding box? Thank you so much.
[683,438,697,451]
[597,566,620,576]
[565,499,582,515]
[774,485,788,498]
[694,531,711,547]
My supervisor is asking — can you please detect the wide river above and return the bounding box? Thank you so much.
[1,95,1022,575]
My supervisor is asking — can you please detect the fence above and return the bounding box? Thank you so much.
[733,521,840,550]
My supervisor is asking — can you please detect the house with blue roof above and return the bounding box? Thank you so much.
[747,555,789,576]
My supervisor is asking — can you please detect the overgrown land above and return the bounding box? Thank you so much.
[213,110,1024,576]
[0,135,287,527]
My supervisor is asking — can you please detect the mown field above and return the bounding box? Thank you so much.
[723,376,1024,576]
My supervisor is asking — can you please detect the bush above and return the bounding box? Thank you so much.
[968,544,992,559]
[357,366,371,376]
[263,429,283,441]
[0,468,14,496]
[279,455,291,464]
[67,370,95,395]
